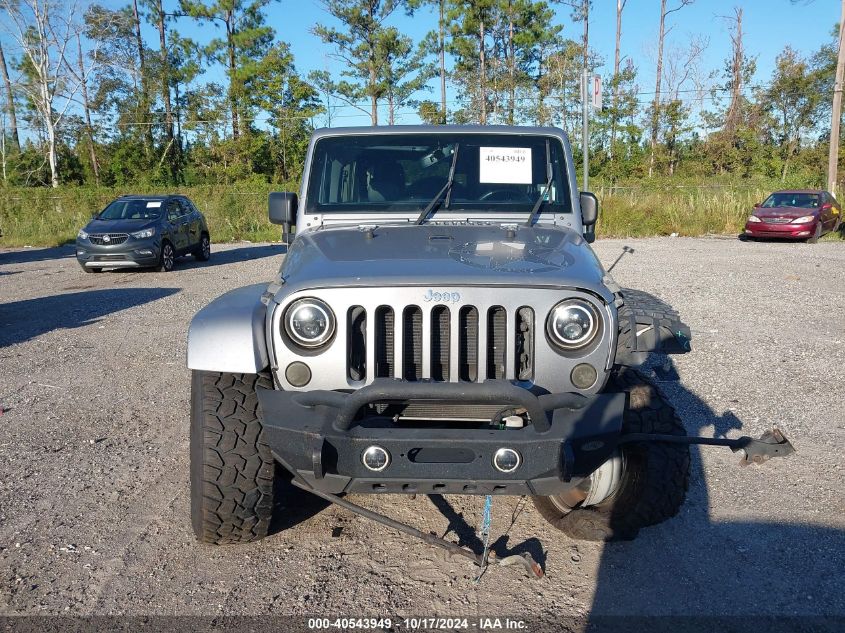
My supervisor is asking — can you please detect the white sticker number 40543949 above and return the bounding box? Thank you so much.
[479,147,533,184]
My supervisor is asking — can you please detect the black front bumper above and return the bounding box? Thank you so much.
[257,379,625,496]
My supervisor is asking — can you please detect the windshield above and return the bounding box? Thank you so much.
[761,193,819,209]
[98,199,163,220]
[305,133,572,215]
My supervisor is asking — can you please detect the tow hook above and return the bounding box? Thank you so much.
[733,427,795,466]
[618,426,796,465]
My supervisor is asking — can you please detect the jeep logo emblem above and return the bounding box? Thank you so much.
[424,289,461,303]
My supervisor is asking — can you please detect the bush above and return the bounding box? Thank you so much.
[0,183,296,247]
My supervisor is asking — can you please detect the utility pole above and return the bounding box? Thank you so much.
[828,0,845,195]
[582,69,589,191]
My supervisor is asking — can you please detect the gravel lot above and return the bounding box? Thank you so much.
[0,237,843,626]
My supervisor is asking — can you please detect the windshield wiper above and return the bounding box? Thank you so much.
[526,139,553,227]
[416,144,459,225]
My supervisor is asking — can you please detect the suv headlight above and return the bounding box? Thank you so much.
[792,215,814,224]
[547,299,601,350]
[131,227,156,239]
[77,229,89,239]
[284,298,335,348]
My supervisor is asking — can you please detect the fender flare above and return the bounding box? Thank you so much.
[187,283,270,373]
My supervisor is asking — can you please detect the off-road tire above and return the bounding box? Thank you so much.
[190,370,276,544]
[615,289,690,365]
[533,368,690,541]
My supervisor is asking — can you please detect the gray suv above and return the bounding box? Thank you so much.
[76,195,210,272]
[186,126,791,551]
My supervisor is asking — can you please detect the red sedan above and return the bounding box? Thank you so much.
[744,189,841,243]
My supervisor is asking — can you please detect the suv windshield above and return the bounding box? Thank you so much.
[305,133,571,215]
[761,193,819,209]
[98,199,164,220]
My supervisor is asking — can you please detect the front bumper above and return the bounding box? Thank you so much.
[75,238,161,268]
[744,221,815,239]
[256,379,625,496]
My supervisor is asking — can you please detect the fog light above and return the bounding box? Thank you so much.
[285,361,311,387]
[571,363,598,389]
[492,448,521,473]
[362,446,390,472]
[136,249,153,256]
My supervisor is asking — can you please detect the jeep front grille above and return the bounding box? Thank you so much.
[346,303,534,383]
[89,233,129,245]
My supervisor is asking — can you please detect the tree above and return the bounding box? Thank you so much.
[375,27,431,124]
[701,8,758,175]
[182,0,277,139]
[609,0,627,164]
[313,0,398,125]
[762,47,824,181]
[448,0,496,124]
[648,0,694,177]
[0,42,21,153]
[407,0,450,124]
[829,0,845,193]
[85,3,151,185]
[130,0,154,155]
[0,0,97,187]
[247,42,322,180]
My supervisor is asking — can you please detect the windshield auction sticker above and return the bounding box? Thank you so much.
[479,147,532,184]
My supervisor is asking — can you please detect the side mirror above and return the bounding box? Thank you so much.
[269,192,297,244]
[754,203,761,208]
[579,191,599,243]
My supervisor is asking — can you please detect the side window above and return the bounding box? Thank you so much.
[178,198,193,215]
[165,199,181,221]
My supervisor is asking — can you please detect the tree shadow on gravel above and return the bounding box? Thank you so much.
[0,245,74,266]
[586,357,845,632]
[0,287,180,347]
[178,244,286,271]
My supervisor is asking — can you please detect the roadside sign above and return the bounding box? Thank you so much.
[592,75,602,111]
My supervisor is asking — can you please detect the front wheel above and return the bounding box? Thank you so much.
[533,368,690,541]
[190,371,277,544]
[157,241,175,272]
[806,223,822,244]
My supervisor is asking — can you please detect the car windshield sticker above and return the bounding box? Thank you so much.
[146,201,162,208]
[479,147,532,184]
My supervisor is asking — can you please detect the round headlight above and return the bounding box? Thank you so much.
[284,298,335,348]
[547,299,600,350]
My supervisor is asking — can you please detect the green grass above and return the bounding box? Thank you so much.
[1,178,842,247]
[0,183,295,248]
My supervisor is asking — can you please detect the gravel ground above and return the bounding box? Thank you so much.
[0,237,843,626]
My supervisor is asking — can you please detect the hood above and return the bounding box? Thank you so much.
[278,223,611,300]
[754,207,818,220]
[84,217,158,234]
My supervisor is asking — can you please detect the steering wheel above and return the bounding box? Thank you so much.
[479,189,534,203]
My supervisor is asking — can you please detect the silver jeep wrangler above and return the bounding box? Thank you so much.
[186,126,791,548]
